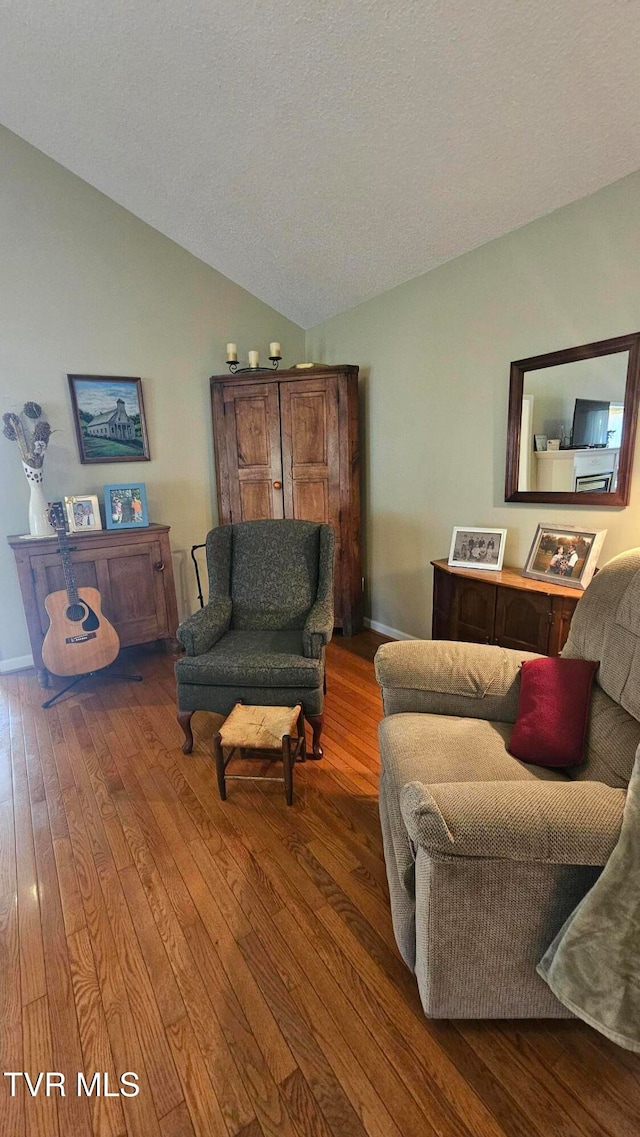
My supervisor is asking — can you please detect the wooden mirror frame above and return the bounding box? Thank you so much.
[505,332,640,506]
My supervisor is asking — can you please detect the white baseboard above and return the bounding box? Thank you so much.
[0,653,34,674]
[364,617,417,642]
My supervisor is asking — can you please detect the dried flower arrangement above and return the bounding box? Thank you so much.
[3,402,52,468]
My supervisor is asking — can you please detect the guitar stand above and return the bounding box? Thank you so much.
[42,669,143,709]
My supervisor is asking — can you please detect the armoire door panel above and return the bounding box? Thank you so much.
[281,376,343,618]
[223,382,284,520]
[234,397,271,467]
[280,377,340,529]
[239,480,276,522]
[292,479,329,524]
[289,392,328,466]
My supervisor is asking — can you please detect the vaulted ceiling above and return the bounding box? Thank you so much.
[1,1,640,327]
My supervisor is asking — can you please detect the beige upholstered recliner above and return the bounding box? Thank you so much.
[375,548,640,1019]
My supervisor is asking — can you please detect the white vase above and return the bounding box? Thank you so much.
[22,462,54,536]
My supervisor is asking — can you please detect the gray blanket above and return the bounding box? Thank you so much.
[537,747,640,1052]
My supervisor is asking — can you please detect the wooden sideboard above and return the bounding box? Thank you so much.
[8,523,179,687]
[431,559,581,656]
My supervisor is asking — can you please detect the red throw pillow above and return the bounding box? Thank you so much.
[508,657,599,768]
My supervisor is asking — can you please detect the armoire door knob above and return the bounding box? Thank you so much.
[273,481,282,489]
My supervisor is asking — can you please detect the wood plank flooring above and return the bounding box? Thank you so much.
[0,630,638,1137]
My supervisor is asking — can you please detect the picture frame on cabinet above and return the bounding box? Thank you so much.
[104,482,149,529]
[448,527,507,572]
[64,494,102,533]
[523,524,607,590]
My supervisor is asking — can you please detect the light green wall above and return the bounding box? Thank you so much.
[306,171,640,637]
[0,126,304,666]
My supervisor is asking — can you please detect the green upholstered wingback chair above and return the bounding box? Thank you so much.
[175,519,334,757]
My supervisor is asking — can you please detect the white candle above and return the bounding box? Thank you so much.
[226,343,237,362]
[248,350,259,368]
[269,342,281,359]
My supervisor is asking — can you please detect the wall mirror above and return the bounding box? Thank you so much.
[505,332,640,506]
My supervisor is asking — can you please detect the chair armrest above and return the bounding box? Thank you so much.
[374,640,541,721]
[176,598,232,657]
[400,779,626,867]
[303,597,334,659]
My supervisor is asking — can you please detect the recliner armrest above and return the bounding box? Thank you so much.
[375,640,540,721]
[177,598,232,657]
[400,779,626,867]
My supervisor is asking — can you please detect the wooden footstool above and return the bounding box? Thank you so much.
[213,703,306,806]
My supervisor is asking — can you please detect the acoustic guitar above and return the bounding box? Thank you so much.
[41,502,120,677]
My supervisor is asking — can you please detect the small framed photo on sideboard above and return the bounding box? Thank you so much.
[448,527,507,572]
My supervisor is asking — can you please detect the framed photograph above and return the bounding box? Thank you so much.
[523,524,607,590]
[68,375,150,464]
[534,434,548,452]
[104,482,149,529]
[448,527,508,572]
[64,494,102,533]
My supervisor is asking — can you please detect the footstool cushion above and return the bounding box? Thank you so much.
[214,702,305,806]
[219,703,302,750]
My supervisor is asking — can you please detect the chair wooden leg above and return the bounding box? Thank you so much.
[297,706,306,762]
[178,711,194,754]
[283,735,294,805]
[306,713,324,759]
[213,732,226,800]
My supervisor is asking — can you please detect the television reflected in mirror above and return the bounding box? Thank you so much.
[505,333,640,506]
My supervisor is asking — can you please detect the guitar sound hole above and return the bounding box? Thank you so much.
[66,603,86,622]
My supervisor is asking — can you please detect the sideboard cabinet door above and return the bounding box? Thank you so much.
[494,587,550,654]
[452,578,497,644]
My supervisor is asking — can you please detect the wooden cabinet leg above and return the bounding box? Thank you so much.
[306,713,324,759]
[283,735,294,805]
[213,733,226,801]
[177,710,194,754]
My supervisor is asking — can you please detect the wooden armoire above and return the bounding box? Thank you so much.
[210,365,362,634]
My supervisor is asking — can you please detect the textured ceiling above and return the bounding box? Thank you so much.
[1,1,640,327]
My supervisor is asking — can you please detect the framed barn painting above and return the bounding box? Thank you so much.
[67,375,150,463]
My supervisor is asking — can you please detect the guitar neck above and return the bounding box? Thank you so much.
[56,528,79,607]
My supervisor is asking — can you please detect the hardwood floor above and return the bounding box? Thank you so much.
[1,630,638,1137]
